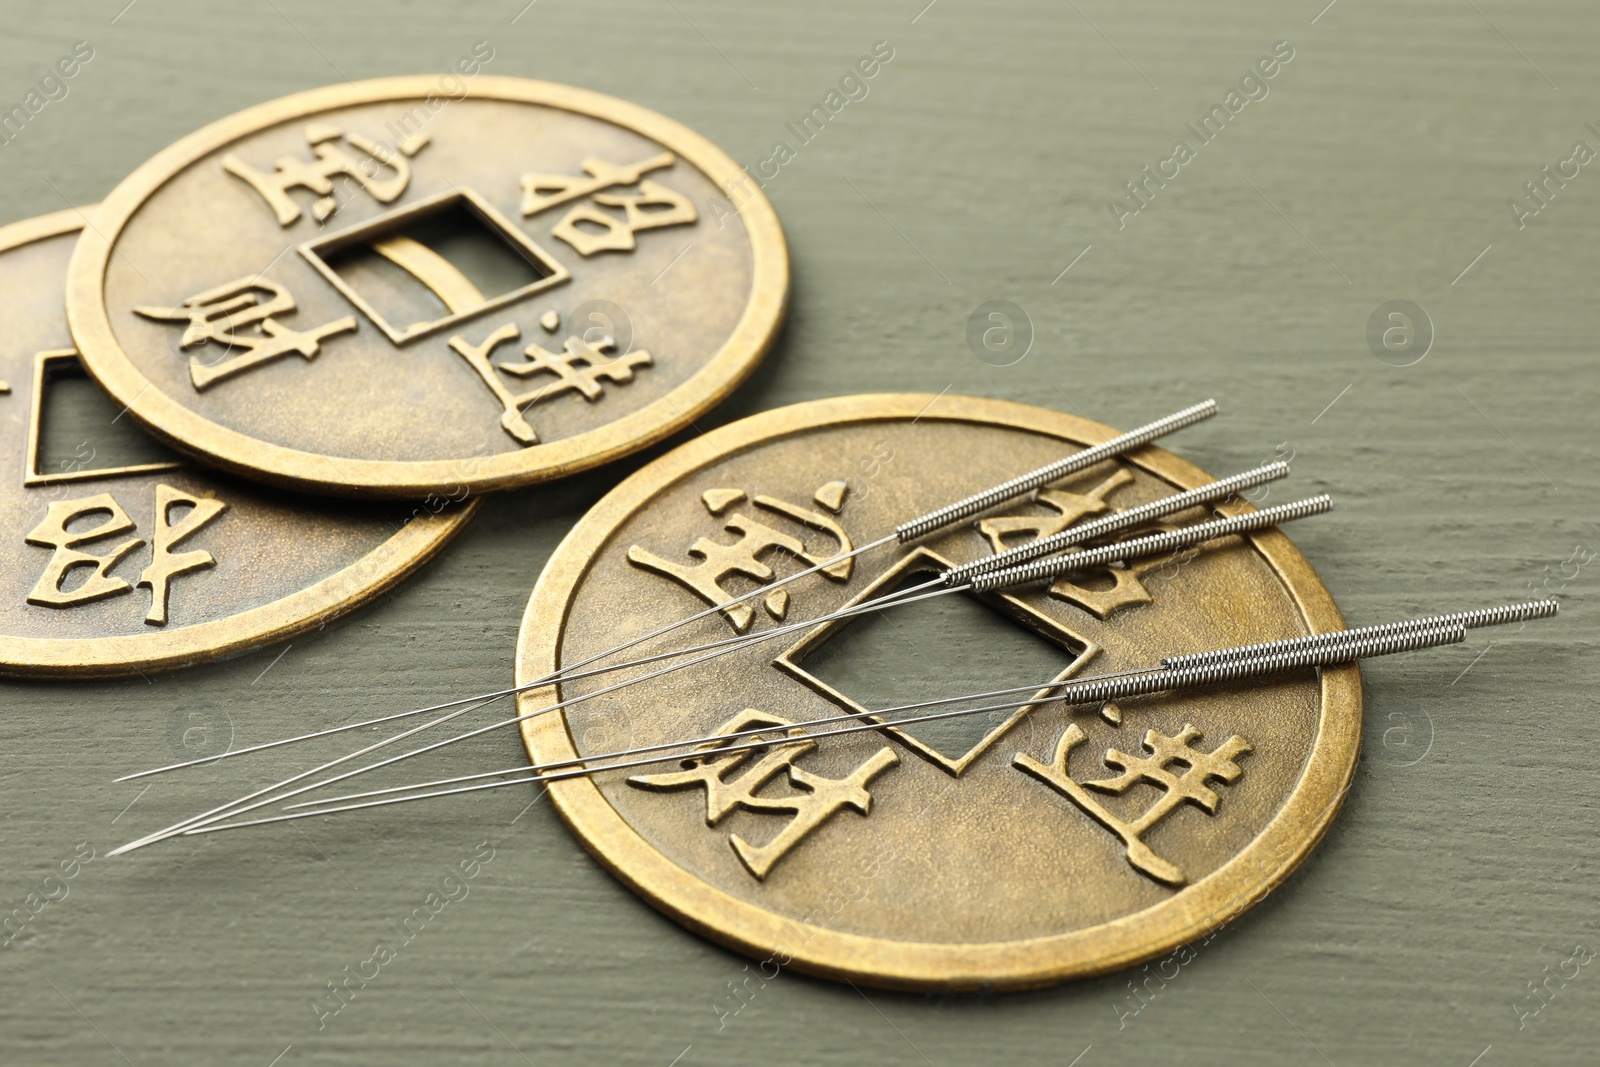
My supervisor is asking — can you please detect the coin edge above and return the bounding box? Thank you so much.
[1,207,479,678]
[65,75,788,498]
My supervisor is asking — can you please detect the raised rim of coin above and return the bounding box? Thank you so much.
[515,393,1360,991]
[65,76,788,498]
[2,207,478,678]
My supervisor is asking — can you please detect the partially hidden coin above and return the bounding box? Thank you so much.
[67,76,787,498]
[0,209,475,678]
[516,393,1358,991]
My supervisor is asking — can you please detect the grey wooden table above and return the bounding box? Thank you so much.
[1,0,1596,1063]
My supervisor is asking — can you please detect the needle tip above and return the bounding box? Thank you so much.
[106,836,160,857]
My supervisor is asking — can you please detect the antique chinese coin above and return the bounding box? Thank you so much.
[67,76,786,498]
[517,394,1359,990]
[0,209,474,678]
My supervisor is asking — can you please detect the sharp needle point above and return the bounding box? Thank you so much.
[183,606,1543,835]
[116,400,1217,789]
[114,402,1229,849]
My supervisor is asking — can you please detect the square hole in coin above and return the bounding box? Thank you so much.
[27,352,183,485]
[800,572,1077,762]
[299,189,570,345]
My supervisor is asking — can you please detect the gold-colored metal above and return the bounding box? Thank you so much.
[0,210,475,678]
[66,76,788,498]
[516,394,1359,991]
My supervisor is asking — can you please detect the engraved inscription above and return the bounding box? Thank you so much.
[134,277,358,391]
[1014,723,1252,887]
[136,484,228,626]
[627,481,853,632]
[521,153,697,256]
[446,322,653,445]
[628,708,899,880]
[223,123,429,226]
[978,469,1132,550]
[25,493,144,608]
[980,467,1165,619]
[25,484,227,626]
[1049,555,1164,619]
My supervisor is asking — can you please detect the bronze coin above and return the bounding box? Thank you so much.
[515,393,1359,990]
[0,209,474,678]
[67,76,787,498]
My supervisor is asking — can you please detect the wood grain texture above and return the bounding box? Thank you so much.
[0,0,1596,1063]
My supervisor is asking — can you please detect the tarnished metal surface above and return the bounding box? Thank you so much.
[516,394,1360,991]
[0,210,474,678]
[66,76,787,498]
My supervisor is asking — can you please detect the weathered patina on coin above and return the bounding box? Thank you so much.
[516,394,1359,990]
[66,76,786,498]
[0,210,474,678]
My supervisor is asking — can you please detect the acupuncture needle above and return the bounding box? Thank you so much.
[118,493,1323,853]
[115,494,1325,853]
[185,603,1554,835]
[286,663,1176,808]
[120,429,1268,810]
[275,621,1471,820]
[308,591,1536,809]
[113,577,941,782]
[257,494,1328,808]
[106,580,955,855]
[118,399,1219,785]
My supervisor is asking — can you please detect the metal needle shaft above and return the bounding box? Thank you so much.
[113,571,930,783]
[108,582,961,853]
[285,663,1171,809]
[118,488,1330,852]
[186,614,1493,835]
[118,399,1217,784]
[168,495,1328,844]
[298,594,1559,813]
[945,461,1288,584]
